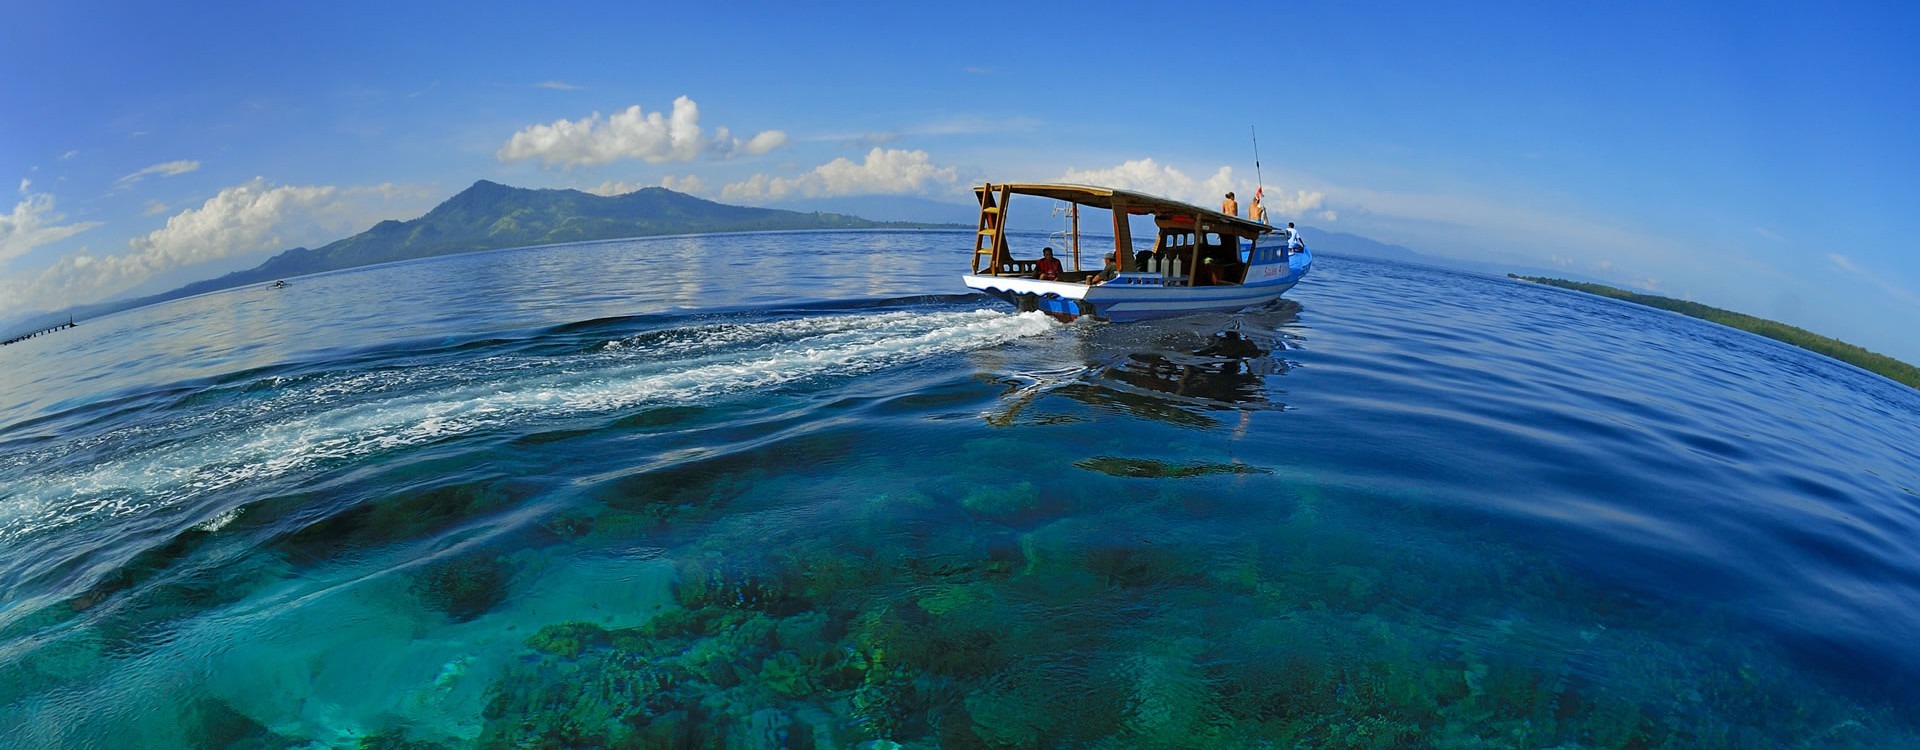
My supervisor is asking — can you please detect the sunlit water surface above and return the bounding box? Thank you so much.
[2,230,1917,748]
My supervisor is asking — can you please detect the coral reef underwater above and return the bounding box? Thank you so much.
[350,444,1913,750]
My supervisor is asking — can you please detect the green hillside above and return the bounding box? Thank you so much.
[8,181,953,331]
[257,180,936,277]
[1511,275,1920,390]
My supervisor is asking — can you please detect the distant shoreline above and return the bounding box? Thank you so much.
[1510,275,1920,391]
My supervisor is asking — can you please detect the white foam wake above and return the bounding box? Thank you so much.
[0,310,1056,543]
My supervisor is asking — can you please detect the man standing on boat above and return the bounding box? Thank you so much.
[1283,222,1305,254]
[1222,192,1239,217]
[1249,188,1268,224]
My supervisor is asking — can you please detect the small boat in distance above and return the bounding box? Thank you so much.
[962,183,1311,322]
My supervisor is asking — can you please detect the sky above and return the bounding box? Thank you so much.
[4,1,1917,361]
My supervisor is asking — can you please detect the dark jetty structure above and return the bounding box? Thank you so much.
[1,317,76,346]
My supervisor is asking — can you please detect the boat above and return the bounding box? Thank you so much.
[962,183,1311,322]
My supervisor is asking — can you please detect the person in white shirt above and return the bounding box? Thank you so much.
[1283,222,1305,254]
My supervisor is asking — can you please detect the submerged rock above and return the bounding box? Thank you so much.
[675,555,802,614]
[736,707,814,750]
[1072,456,1270,479]
[479,647,687,748]
[525,621,611,659]
[411,553,511,622]
[959,481,1040,520]
[185,696,289,749]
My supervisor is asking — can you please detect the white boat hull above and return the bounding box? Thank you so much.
[965,249,1311,322]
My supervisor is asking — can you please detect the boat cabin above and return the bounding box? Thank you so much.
[969,183,1280,287]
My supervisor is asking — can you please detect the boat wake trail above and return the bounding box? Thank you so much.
[0,309,1056,545]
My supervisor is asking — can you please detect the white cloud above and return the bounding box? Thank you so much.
[719,148,957,203]
[1058,158,1205,201]
[536,80,582,90]
[112,160,200,191]
[497,96,788,170]
[583,180,645,197]
[1827,253,1857,273]
[1,180,101,265]
[661,175,707,195]
[126,178,336,270]
[1262,188,1325,217]
[143,200,169,216]
[581,175,708,197]
[1055,159,1326,217]
[60,150,79,161]
[2,179,435,317]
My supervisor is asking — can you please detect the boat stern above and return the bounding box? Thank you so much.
[962,275,1100,319]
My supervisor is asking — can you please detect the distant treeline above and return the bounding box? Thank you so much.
[1510,275,1920,391]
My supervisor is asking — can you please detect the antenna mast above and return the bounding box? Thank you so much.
[1251,125,1265,193]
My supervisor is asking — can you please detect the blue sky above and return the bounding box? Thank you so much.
[4,1,1917,361]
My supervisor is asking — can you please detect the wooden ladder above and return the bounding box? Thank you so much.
[971,183,1012,275]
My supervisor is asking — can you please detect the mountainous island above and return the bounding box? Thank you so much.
[9,181,956,331]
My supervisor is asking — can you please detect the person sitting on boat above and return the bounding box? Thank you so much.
[1249,194,1268,224]
[1034,247,1063,281]
[1284,222,1305,254]
[1088,251,1118,285]
[1221,192,1238,217]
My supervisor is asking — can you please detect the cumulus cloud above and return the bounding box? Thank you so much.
[1058,158,1208,200]
[1,180,101,265]
[2,179,436,316]
[1056,159,1326,217]
[126,178,337,271]
[719,148,958,203]
[112,159,200,191]
[582,175,708,197]
[661,175,707,195]
[497,96,788,170]
[1259,188,1326,217]
[584,180,645,197]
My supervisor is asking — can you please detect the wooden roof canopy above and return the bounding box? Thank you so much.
[973,182,1276,237]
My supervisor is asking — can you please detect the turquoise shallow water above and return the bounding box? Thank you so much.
[1,230,1917,748]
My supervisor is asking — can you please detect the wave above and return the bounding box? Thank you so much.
[0,308,1055,547]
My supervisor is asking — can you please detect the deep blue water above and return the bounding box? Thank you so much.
[1,230,1917,748]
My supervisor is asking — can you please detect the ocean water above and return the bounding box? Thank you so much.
[1,230,1917,748]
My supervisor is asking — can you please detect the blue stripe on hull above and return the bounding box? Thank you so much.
[965,249,1310,322]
